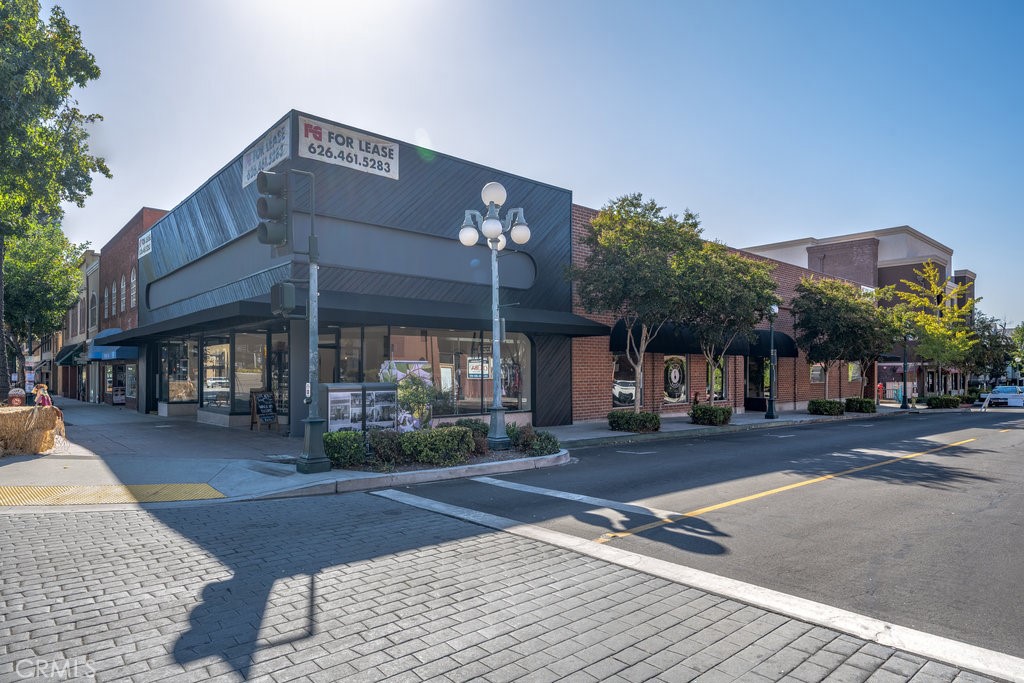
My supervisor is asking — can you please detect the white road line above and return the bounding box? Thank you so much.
[616,450,657,455]
[372,489,1024,683]
[470,476,679,520]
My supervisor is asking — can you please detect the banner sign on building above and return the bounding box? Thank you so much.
[242,120,291,187]
[298,116,399,180]
[138,230,152,259]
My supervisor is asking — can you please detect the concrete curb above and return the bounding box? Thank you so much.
[244,449,572,501]
[560,410,916,448]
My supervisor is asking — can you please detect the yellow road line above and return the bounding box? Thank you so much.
[1000,429,1010,433]
[0,483,225,506]
[595,438,976,544]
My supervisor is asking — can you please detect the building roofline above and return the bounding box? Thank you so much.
[745,225,954,257]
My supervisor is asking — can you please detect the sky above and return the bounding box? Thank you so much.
[47,0,1024,325]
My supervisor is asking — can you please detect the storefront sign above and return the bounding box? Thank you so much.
[242,120,291,187]
[138,230,152,258]
[298,116,399,180]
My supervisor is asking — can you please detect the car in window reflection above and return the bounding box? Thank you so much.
[981,385,1024,406]
[205,377,229,389]
[612,380,636,405]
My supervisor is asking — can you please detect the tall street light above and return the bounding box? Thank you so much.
[900,333,911,410]
[459,182,530,449]
[765,304,779,419]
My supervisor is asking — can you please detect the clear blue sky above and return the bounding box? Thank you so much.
[49,0,1023,325]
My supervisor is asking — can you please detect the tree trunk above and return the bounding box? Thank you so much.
[0,236,8,395]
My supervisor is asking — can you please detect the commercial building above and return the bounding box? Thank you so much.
[98,111,963,432]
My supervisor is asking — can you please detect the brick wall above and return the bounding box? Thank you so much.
[98,208,166,334]
[569,206,872,422]
[806,238,879,287]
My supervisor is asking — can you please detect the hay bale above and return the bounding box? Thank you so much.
[0,406,66,455]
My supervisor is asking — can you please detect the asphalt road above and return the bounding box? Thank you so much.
[398,411,1024,660]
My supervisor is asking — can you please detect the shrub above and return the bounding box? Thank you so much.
[607,410,661,432]
[844,397,876,413]
[323,430,365,467]
[455,417,490,439]
[529,431,561,456]
[965,389,982,404]
[926,395,961,409]
[508,423,536,451]
[808,399,845,416]
[368,428,406,465]
[400,426,473,466]
[689,404,732,426]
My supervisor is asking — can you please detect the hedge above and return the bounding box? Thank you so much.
[529,431,561,456]
[400,426,473,466]
[608,410,661,433]
[808,399,845,416]
[844,397,876,413]
[323,430,365,467]
[926,395,962,409]
[689,404,732,426]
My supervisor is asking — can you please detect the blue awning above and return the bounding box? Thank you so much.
[88,345,139,361]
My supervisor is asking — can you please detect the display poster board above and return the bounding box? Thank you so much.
[324,382,397,432]
[467,357,490,379]
[250,389,278,430]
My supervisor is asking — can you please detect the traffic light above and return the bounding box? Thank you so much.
[270,282,296,316]
[256,171,288,246]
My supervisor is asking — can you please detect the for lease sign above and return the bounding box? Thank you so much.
[298,116,399,180]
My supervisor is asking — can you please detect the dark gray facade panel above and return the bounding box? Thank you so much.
[311,215,536,291]
[531,335,573,427]
[147,264,291,323]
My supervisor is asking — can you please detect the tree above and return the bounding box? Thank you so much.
[895,260,976,394]
[570,194,703,412]
[791,277,865,400]
[962,313,1013,386]
[846,287,903,399]
[0,0,110,393]
[677,243,779,400]
[3,220,85,382]
[1011,323,1024,382]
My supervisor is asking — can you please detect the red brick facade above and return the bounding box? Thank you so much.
[570,204,867,422]
[98,207,166,334]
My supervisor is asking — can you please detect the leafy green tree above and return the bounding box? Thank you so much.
[791,277,865,400]
[1011,323,1024,381]
[570,194,703,412]
[962,312,1013,386]
[3,220,86,383]
[677,243,779,399]
[847,287,903,399]
[895,260,976,394]
[0,0,110,392]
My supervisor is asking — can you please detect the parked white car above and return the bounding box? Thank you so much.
[980,385,1024,407]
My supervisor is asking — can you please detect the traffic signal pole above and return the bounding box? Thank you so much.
[256,169,329,474]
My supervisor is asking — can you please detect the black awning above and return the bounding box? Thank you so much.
[610,321,798,358]
[54,342,85,366]
[747,329,799,358]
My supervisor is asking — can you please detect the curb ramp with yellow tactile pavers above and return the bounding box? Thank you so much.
[0,483,225,506]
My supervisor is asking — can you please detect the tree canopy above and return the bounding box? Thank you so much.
[569,193,703,411]
[791,277,866,400]
[895,260,976,393]
[0,0,109,391]
[677,243,779,394]
[4,220,85,380]
[962,312,1013,384]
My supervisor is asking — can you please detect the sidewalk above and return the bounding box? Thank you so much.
[1,397,922,507]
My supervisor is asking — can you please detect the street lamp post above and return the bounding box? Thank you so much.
[900,333,910,410]
[765,304,779,419]
[459,182,530,450]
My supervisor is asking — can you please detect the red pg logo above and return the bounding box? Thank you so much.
[303,123,323,142]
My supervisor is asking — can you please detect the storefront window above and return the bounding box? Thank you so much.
[161,340,199,402]
[202,336,231,409]
[612,354,636,407]
[233,333,267,412]
[664,355,687,403]
[318,332,338,384]
[270,333,289,417]
[364,326,389,383]
[125,365,137,400]
[708,357,726,400]
[339,327,360,382]
[848,362,862,382]
[810,364,825,384]
[746,357,768,399]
